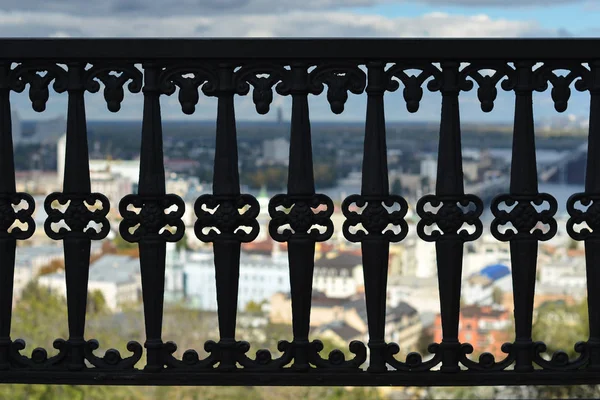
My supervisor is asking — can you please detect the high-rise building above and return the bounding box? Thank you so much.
[11,109,22,145]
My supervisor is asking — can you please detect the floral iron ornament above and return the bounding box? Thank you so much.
[119,194,185,243]
[342,195,409,243]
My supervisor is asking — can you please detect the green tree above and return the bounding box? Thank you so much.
[532,299,588,357]
[87,289,107,315]
[0,282,141,400]
[415,328,434,356]
[492,287,504,305]
[391,177,403,195]
[567,238,578,250]
[175,237,189,252]
[244,300,268,314]
[420,176,430,193]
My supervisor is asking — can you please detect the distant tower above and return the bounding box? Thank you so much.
[277,106,283,124]
[57,133,66,186]
[11,109,21,146]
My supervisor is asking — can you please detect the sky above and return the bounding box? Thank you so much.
[1,0,597,124]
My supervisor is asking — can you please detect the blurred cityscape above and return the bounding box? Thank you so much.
[8,108,594,398]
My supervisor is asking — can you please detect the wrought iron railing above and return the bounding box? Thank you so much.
[0,38,598,386]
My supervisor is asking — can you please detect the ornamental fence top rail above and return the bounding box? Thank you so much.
[0,38,599,61]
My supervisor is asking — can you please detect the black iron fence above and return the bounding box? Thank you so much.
[0,38,598,386]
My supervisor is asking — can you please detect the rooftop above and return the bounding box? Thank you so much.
[43,254,139,285]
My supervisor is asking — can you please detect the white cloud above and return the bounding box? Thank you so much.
[0,4,583,122]
[0,9,556,38]
[419,0,583,5]
[0,0,586,18]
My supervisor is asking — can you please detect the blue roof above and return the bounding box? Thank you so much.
[480,264,510,281]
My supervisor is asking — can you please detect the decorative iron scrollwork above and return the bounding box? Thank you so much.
[341,195,409,243]
[84,64,143,112]
[566,193,600,240]
[490,193,557,241]
[119,194,185,242]
[194,194,260,243]
[84,339,143,370]
[385,342,443,372]
[385,64,442,112]
[532,341,589,371]
[159,64,219,114]
[8,62,68,111]
[235,64,289,114]
[268,194,334,242]
[295,340,365,370]
[532,63,589,112]
[161,339,295,371]
[162,340,217,369]
[237,340,294,370]
[459,63,515,112]
[8,338,68,369]
[416,194,483,242]
[459,342,516,371]
[308,63,366,114]
[460,340,589,372]
[44,193,110,240]
[9,337,142,371]
[0,193,35,240]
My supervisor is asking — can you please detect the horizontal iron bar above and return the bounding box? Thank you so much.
[0,370,598,386]
[0,39,599,62]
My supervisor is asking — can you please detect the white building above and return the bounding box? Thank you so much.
[38,254,141,311]
[387,276,440,315]
[313,252,364,298]
[89,168,134,209]
[11,109,22,145]
[462,264,512,306]
[420,157,437,183]
[183,250,290,311]
[13,244,62,301]
[57,133,139,194]
[398,234,437,278]
[13,242,105,303]
[57,133,66,186]
[539,257,586,289]
[165,242,186,303]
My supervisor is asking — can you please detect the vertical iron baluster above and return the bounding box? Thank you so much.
[433,62,467,372]
[509,61,538,372]
[211,64,243,370]
[285,63,316,371]
[137,65,167,372]
[412,62,484,372]
[491,61,557,372]
[414,63,483,372]
[119,64,185,370]
[269,63,339,370]
[61,62,92,370]
[508,62,539,373]
[0,63,35,369]
[360,61,392,372]
[190,61,266,366]
[39,62,117,370]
